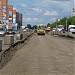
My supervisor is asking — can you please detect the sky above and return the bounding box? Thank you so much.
[8,0,74,26]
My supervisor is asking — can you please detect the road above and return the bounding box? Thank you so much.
[0,34,74,75]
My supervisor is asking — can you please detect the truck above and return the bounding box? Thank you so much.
[56,25,64,32]
[37,24,45,35]
[68,25,75,34]
[55,25,64,35]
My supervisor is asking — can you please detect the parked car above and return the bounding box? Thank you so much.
[0,28,6,36]
[0,24,6,36]
[6,29,15,34]
[15,30,20,34]
[52,28,56,32]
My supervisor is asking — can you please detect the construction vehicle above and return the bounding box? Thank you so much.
[37,24,45,35]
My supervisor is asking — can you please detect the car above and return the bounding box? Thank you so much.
[15,30,20,34]
[6,29,15,34]
[23,29,26,32]
[52,28,56,32]
[0,28,6,36]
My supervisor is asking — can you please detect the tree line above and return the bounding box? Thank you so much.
[50,16,75,30]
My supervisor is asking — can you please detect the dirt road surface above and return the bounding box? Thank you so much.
[0,34,74,75]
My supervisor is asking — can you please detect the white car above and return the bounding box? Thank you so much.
[0,29,6,36]
[23,29,26,32]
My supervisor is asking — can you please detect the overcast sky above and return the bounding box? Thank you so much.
[9,0,74,25]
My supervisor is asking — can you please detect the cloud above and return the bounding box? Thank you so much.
[13,7,16,10]
[9,0,72,25]
[44,10,58,16]
[31,8,42,13]
[33,18,38,21]
[23,17,39,22]
[20,3,27,8]
[51,0,71,1]
[23,17,32,22]
[38,18,44,22]
[50,17,57,22]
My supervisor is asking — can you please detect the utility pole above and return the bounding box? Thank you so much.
[66,18,67,31]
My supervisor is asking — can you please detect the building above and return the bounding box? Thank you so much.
[13,8,16,23]
[0,0,23,30]
[7,5,13,29]
[7,5,13,23]
[0,0,3,21]
[0,0,8,23]
[72,8,75,16]
[16,12,22,30]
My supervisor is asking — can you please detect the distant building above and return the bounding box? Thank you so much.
[72,8,75,16]
[16,12,22,30]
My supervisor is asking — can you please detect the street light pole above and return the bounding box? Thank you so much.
[66,17,67,31]
[66,17,69,31]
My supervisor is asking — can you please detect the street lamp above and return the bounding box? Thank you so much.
[66,17,69,31]
[66,17,67,31]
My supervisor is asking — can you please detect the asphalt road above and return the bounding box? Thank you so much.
[0,34,74,75]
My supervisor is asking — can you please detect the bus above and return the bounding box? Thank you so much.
[37,24,45,35]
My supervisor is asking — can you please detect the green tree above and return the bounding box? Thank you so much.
[27,24,32,29]
[50,16,75,30]
[32,25,37,29]
[47,23,50,27]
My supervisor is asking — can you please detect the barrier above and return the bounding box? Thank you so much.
[16,33,23,40]
[4,35,14,45]
[23,32,27,39]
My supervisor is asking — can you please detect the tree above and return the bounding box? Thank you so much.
[50,16,75,30]
[32,25,37,29]
[27,24,32,29]
[47,23,50,27]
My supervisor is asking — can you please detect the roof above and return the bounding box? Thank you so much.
[45,28,50,30]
